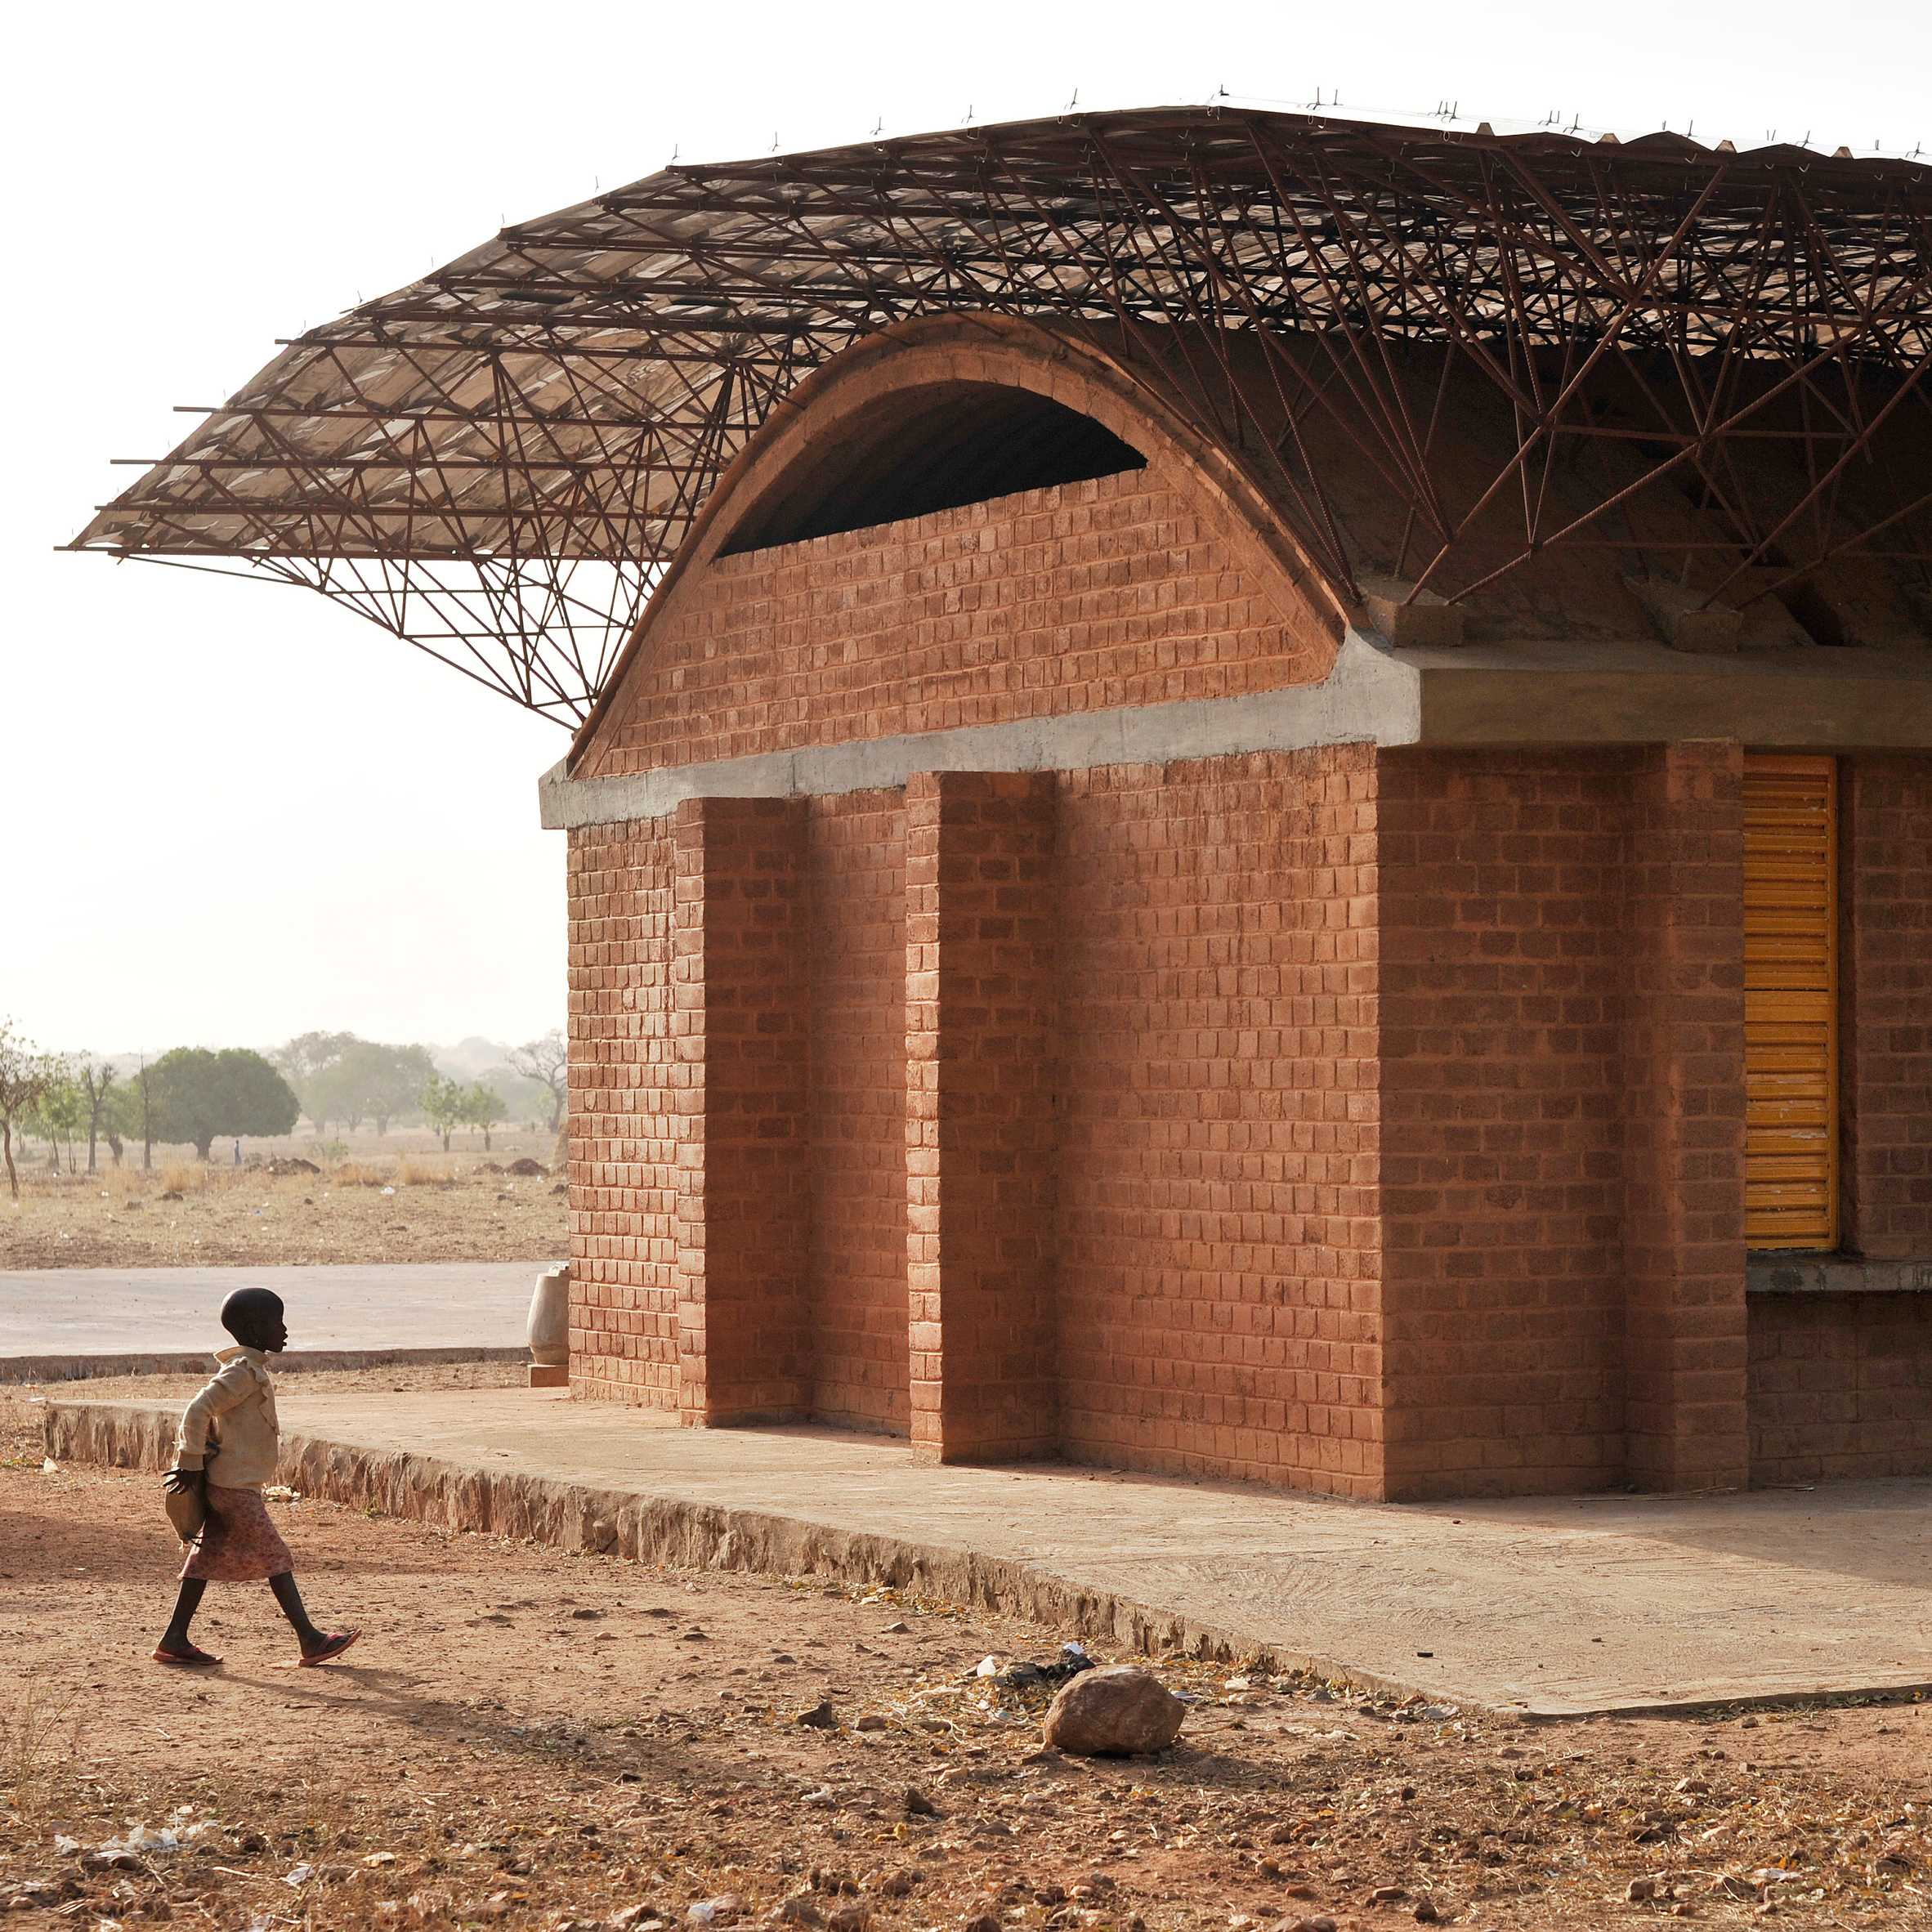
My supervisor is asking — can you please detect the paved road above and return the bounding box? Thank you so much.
[0,1263,537,1357]
[52,1385,1932,1717]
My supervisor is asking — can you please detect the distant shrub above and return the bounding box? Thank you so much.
[395,1152,441,1187]
[311,1139,348,1162]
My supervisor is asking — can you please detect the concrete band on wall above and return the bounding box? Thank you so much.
[539,628,1932,830]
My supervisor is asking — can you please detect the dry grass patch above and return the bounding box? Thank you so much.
[0,1680,81,1822]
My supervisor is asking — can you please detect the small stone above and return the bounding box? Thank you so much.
[1367,1886,1408,1904]
[794,1699,839,1730]
[854,1714,887,1733]
[1041,1666,1186,1757]
[767,1898,821,1928]
[961,1916,1000,1932]
[881,1621,909,1635]
[825,1908,870,1932]
[1413,1903,1441,1925]
[686,1898,745,1928]
[1275,1918,1337,1932]
[1628,1876,1659,1903]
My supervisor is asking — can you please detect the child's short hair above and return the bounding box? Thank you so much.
[219,1286,284,1342]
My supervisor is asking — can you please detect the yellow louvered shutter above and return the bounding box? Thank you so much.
[1743,754,1839,1250]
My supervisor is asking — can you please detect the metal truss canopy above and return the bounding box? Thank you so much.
[71,105,1932,724]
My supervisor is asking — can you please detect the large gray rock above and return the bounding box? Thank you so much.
[1040,1664,1185,1756]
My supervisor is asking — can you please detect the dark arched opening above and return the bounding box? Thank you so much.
[721,381,1147,554]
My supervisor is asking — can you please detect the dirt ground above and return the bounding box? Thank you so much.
[1,1133,567,1270]
[0,1390,1925,1932]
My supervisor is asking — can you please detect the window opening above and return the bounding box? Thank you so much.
[722,383,1146,554]
[1742,753,1839,1250]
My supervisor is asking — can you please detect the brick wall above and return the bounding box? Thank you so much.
[1620,742,1754,1492]
[580,467,1330,780]
[807,792,910,1433]
[906,771,1060,1461]
[1053,746,1385,1497]
[1377,750,1633,1497]
[566,817,683,1407]
[1750,1293,1932,1480]
[1842,754,1932,1259]
[671,797,812,1424]
[565,736,1925,1494]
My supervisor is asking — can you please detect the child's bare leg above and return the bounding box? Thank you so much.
[154,1579,220,1665]
[268,1572,324,1651]
[271,1572,358,1662]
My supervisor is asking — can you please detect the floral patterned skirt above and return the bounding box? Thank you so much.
[180,1484,294,1582]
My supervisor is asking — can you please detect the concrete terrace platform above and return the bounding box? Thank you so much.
[45,1388,1932,1720]
[0,1262,536,1378]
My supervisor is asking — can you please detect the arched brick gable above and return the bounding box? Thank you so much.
[575,315,1348,780]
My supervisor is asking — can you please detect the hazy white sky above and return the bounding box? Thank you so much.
[7,0,1929,1057]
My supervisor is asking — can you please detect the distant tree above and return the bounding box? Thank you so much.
[352,1041,437,1137]
[420,1072,467,1154]
[121,1055,159,1171]
[508,1031,568,1134]
[105,1077,145,1166]
[271,1030,358,1137]
[78,1062,119,1174]
[0,1020,64,1201]
[149,1047,301,1161]
[33,1075,87,1174]
[462,1082,508,1152]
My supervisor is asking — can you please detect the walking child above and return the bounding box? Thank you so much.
[154,1286,360,1668]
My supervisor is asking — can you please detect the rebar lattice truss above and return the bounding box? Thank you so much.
[73,108,1932,724]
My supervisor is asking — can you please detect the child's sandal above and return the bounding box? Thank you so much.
[153,1643,222,1667]
[299,1630,360,1666]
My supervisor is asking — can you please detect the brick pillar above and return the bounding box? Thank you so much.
[1840,755,1932,1260]
[673,795,811,1424]
[906,771,1060,1462]
[1623,741,1749,1489]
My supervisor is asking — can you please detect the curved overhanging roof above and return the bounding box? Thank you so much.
[71,105,1932,724]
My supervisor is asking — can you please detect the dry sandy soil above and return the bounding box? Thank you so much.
[1,1137,567,1270]
[0,1387,1925,1932]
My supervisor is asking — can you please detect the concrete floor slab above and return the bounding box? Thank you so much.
[45,1387,1932,1719]
[0,1262,537,1358]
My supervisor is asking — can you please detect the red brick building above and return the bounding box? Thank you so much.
[77,110,1932,1500]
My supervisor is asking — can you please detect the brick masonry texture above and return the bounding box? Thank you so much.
[672,796,812,1424]
[1749,1292,1932,1481]
[1843,756,1932,1260]
[906,771,1060,1463]
[1378,749,1637,1497]
[1054,748,1385,1496]
[566,817,682,1409]
[808,792,910,1433]
[580,467,1330,780]
[1375,746,1757,1499]
[561,446,1932,1493]
[1618,743,1751,1495]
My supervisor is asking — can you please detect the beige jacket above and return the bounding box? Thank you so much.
[174,1345,280,1490]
